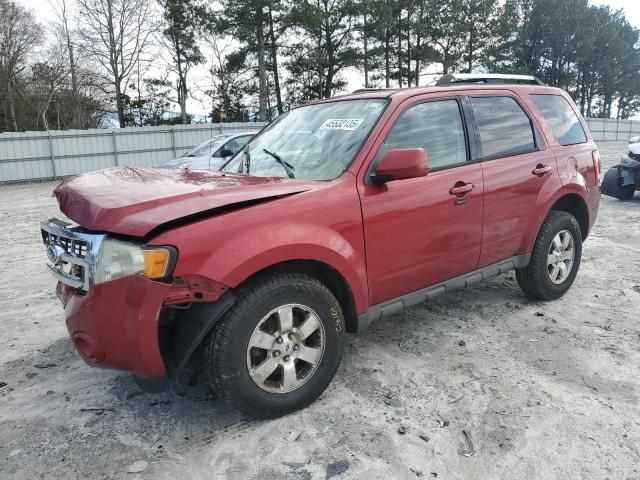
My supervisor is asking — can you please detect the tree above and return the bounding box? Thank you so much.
[0,0,43,131]
[27,53,69,130]
[364,0,399,88]
[206,38,252,122]
[459,0,500,72]
[266,1,285,115]
[288,0,360,100]
[49,0,84,128]
[410,0,439,86]
[122,76,183,125]
[157,0,206,124]
[429,0,466,74]
[216,0,273,121]
[76,0,155,127]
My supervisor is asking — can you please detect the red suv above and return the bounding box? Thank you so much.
[41,74,601,418]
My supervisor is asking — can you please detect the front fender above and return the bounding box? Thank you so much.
[150,177,369,314]
[200,222,368,313]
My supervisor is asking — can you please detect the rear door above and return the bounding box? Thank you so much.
[358,95,484,305]
[528,93,598,188]
[469,93,560,267]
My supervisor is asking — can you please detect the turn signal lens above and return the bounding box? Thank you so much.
[142,249,171,278]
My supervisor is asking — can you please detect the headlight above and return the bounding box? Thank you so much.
[94,238,175,284]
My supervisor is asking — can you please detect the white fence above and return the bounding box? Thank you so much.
[0,118,638,183]
[0,122,265,183]
[586,118,640,142]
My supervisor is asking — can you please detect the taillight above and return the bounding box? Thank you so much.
[592,150,601,184]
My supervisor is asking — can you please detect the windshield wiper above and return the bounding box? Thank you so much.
[263,148,295,178]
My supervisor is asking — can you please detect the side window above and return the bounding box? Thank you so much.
[471,96,536,159]
[220,136,250,156]
[382,99,468,170]
[530,94,587,146]
[235,135,252,148]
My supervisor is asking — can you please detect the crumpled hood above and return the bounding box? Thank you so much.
[54,167,317,237]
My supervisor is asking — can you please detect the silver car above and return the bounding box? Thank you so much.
[160,132,254,170]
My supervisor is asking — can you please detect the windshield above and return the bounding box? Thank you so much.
[184,136,228,157]
[222,99,387,180]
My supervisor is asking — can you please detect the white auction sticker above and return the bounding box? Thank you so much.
[319,118,363,131]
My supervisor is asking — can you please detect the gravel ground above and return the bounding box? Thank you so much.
[1,141,639,480]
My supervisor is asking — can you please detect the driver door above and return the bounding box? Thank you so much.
[358,96,484,305]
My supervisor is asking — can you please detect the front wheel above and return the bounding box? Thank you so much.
[516,210,583,300]
[204,272,345,418]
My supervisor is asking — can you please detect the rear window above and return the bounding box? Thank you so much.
[471,96,536,159]
[530,94,587,146]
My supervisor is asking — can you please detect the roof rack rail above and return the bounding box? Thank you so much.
[436,73,545,86]
[351,87,396,94]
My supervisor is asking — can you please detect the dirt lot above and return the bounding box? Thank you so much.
[1,141,639,480]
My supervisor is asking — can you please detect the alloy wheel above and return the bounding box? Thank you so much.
[547,229,575,285]
[246,304,325,393]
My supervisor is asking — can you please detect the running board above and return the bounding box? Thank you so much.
[356,255,530,332]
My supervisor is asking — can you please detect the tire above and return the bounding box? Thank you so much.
[204,272,345,418]
[617,184,636,200]
[601,166,635,200]
[516,210,583,301]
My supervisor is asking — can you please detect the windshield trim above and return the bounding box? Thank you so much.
[221,98,390,180]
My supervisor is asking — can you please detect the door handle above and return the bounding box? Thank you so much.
[449,183,474,196]
[532,164,552,176]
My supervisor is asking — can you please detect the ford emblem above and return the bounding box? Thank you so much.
[46,245,65,265]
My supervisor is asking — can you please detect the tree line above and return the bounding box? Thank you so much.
[1,0,639,133]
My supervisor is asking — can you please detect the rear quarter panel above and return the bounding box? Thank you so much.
[522,89,599,189]
[519,89,600,242]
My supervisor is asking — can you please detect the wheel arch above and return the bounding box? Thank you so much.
[522,186,591,253]
[548,193,590,240]
[235,259,360,334]
[166,258,360,385]
[525,190,590,255]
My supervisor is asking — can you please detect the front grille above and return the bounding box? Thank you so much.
[42,230,89,259]
[41,219,105,290]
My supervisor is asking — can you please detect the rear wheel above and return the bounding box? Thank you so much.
[204,272,344,418]
[516,210,582,300]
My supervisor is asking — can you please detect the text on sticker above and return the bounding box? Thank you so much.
[319,119,363,131]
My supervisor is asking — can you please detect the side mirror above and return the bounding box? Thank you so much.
[370,148,429,185]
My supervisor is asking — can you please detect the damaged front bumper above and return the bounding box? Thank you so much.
[57,276,172,379]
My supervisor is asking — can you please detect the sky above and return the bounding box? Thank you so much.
[15,0,640,118]
[19,0,640,26]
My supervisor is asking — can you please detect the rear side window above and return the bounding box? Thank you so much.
[471,96,536,159]
[530,94,587,146]
[382,99,468,170]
